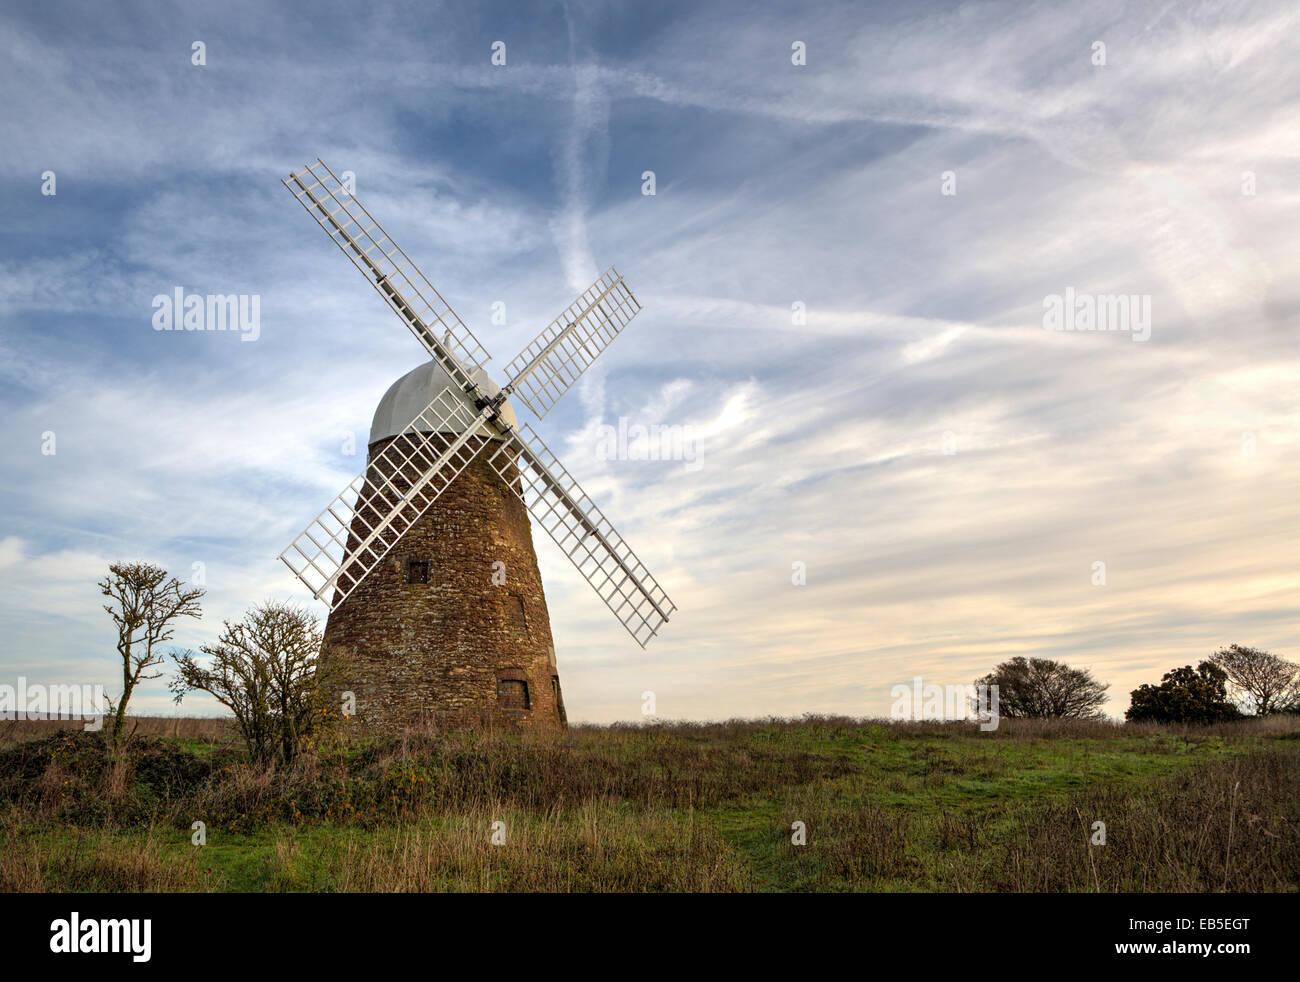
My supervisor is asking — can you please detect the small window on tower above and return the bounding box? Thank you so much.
[406,560,430,584]
[497,678,529,711]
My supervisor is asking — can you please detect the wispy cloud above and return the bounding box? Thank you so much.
[2,0,1297,722]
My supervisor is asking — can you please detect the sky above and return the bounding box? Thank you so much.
[1,0,1297,723]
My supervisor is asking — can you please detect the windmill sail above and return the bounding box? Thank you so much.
[503,268,642,419]
[280,159,677,651]
[279,387,492,608]
[488,424,675,647]
[283,159,492,395]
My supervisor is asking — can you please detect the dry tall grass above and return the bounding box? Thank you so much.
[994,748,1299,891]
[1,714,1296,892]
[773,743,1300,891]
[284,803,752,892]
[0,715,235,746]
[0,809,214,892]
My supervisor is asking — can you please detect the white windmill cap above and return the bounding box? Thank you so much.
[369,359,518,446]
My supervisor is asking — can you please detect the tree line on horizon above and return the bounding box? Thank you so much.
[94,562,1300,762]
[974,646,1300,724]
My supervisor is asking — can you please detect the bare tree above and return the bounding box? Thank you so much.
[99,562,204,750]
[974,656,1110,719]
[171,601,326,762]
[1208,645,1300,716]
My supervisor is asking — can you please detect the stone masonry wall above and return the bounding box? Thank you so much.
[318,432,566,733]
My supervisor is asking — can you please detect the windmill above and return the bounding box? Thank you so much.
[277,159,676,730]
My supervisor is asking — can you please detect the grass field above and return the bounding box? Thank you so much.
[1,715,1296,892]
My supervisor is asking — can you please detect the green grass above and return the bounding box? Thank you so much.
[2,716,1296,892]
[699,726,1261,891]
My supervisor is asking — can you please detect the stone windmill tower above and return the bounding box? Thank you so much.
[277,160,676,732]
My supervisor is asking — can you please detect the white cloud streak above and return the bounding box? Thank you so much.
[2,0,1298,723]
